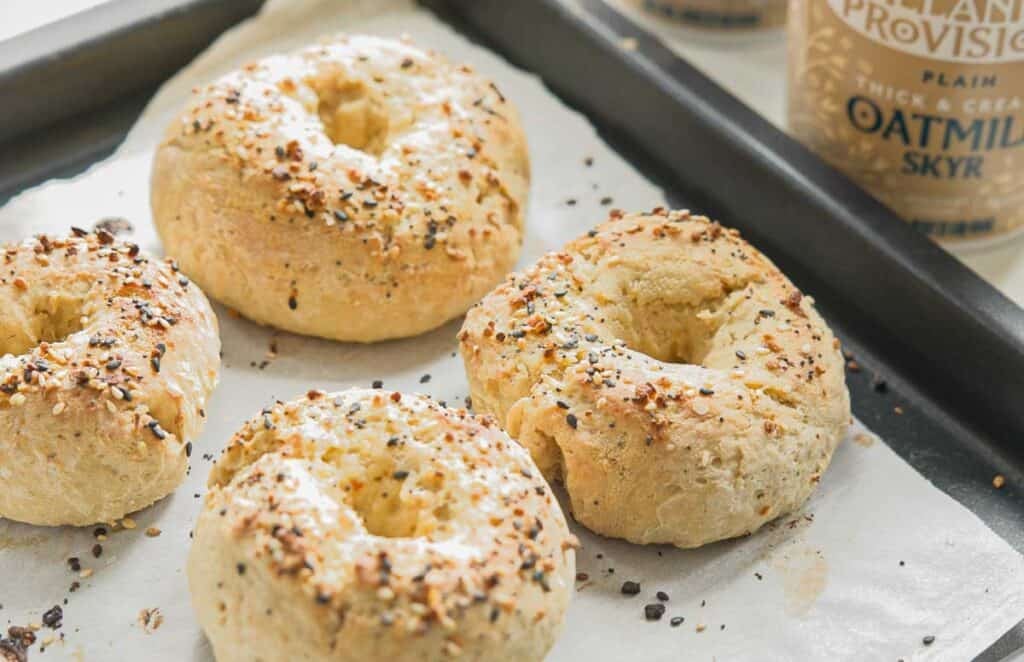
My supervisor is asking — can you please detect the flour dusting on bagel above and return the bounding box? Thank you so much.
[152,34,529,343]
[0,230,220,526]
[459,209,851,548]
[189,389,575,661]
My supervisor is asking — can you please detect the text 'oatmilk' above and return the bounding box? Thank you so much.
[788,0,1024,245]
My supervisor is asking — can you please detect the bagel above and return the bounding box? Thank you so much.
[189,388,575,662]
[152,34,529,343]
[459,209,851,548]
[0,230,220,526]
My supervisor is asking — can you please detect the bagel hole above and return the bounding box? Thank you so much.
[308,73,390,155]
[351,480,419,537]
[347,468,444,539]
[603,278,748,366]
[608,310,715,366]
[0,291,88,357]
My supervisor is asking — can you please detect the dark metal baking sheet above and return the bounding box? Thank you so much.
[0,0,264,203]
[0,0,1021,657]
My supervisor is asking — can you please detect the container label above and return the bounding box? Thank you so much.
[789,0,1024,241]
[826,0,1024,63]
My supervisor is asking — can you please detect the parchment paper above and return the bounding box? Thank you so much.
[0,1,1021,660]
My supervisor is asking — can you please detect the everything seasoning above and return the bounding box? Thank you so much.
[621,580,642,595]
[644,603,666,621]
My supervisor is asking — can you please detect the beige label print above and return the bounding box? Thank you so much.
[787,0,1024,242]
[633,0,788,29]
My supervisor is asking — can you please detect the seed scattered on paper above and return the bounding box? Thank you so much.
[139,608,164,634]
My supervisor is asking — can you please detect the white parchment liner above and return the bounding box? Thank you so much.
[0,1,1021,660]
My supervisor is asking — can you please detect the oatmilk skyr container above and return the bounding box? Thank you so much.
[634,0,788,31]
[788,1,1024,246]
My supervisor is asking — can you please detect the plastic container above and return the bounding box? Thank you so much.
[631,0,787,31]
[787,0,1024,247]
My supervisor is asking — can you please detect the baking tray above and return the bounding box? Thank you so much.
[0,0,1022,658]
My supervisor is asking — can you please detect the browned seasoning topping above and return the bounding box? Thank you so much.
[0,625,35,662]
[93,217,134,236]
[138,607,164,634]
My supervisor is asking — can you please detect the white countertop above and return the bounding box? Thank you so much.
[1,0,112,42]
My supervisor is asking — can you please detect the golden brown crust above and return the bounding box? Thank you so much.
[189,389,574,661]
[0,230,220,526]
[459,209,851,548]
[152,34,528,343]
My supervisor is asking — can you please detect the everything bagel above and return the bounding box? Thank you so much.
[189,388,575,661]
[152,34,528,343]
[0,230,220,526]
[459,209,851,548]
